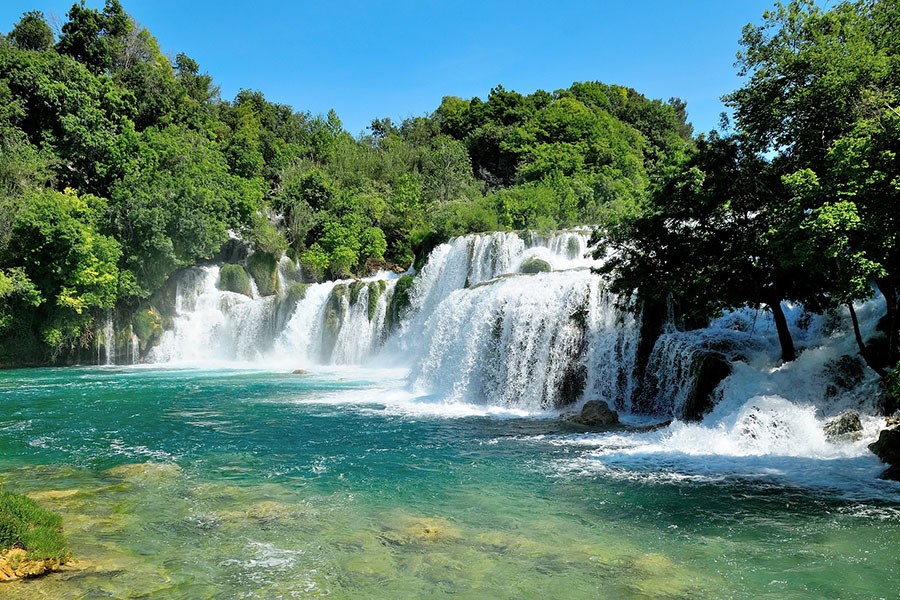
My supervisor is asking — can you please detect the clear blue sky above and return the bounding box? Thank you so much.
[2,0,778,136]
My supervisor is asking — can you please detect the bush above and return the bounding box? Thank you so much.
[218,264,252,296]
[0,490,69,561]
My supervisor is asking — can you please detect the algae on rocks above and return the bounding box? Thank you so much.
[368,280,387,322]
[386,275,415,332]
[132,308,163,356]
[218,264,252,297]
[247,252,279,297]
[520,257,552,274]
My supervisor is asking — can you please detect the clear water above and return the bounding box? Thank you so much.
[2,366,900,599]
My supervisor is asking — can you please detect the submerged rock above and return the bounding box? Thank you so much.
[570,400,619,426]
[824,411,863,441]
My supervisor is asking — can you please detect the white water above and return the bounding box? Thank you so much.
[140,230,898,495]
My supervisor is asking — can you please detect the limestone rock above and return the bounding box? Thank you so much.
[570,400,619,426]
[824,410,863,441]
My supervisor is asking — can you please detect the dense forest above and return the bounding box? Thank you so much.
[0,0,897,411]
[0,0,692,364]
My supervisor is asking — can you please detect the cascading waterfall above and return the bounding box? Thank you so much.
[146,227,890,456]
[406,270,638,411]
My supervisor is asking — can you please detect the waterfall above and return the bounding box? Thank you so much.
[145,230,887,428]
[406,270,637,411]
[150,266,280,363]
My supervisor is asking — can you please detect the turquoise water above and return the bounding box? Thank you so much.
[2,367,900,599]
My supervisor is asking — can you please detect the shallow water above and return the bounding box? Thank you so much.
[2,366,899,599]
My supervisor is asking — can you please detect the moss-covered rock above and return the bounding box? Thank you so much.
[246,252,279,297]
[367,280,387,321]
[274,282,310,332]
[218,264,252,297]
[349,280,366,305]
[519,257,552,274]
[132,308,163,354]
[386,275,415,332]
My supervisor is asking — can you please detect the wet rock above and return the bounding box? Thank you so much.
[246,251,279,297]
[823,411,863,441]
[291,369,310,375]
[879,463,900,481]
[683,352,732,421]
[869,426,900,465]
[824,355,866,398]
[570,400,619,426]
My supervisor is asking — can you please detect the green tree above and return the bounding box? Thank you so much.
[9,10,54,51]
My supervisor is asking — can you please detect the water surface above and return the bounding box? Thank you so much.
[2,366,898,599]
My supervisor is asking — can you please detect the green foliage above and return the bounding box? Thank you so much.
[0,0,694,364]
[217,264,252,297]
[0,489,69,561]
[56,0,132,74]
[520,257,552,274]
[246,251,279,297]
[9,10,54,51]
[6,189,124,352]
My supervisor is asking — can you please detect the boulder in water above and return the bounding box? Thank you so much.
[869,425,900,466]
[291,369,310,375]
[823,410,863,441]
[570,400,619,426]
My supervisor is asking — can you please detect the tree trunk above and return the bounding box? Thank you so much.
[768,298,796,363]
[847,301,887,377]
[876,277,899,366]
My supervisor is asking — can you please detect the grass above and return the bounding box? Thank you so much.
[0,490,69,561]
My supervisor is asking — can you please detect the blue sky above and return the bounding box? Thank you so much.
[3,0,777,136]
